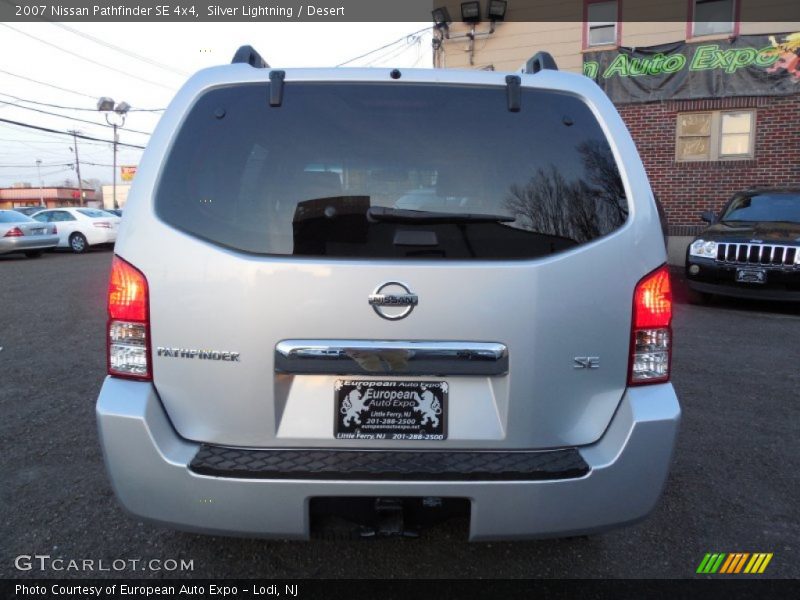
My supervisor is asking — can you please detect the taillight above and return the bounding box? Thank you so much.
[52,225,58,234]
[107,255,151,380]
[629,265,672,385]
[94,221,111,228]
[4,227,24,237]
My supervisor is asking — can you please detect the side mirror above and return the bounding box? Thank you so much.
[700,210,716,224]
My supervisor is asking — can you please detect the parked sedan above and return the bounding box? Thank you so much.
[685,188,800,303]
[31,207,120,253]
[0,210,59,257]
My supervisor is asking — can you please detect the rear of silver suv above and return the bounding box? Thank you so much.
[96,49,680,540]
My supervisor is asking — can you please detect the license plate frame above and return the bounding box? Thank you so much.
[736,267,767,284]
[334,380,447,441]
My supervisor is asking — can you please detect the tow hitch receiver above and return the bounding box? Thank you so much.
[310,497,470,539]
[360,498,418,538]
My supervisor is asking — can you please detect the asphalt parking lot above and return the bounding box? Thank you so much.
[1,249,798,579]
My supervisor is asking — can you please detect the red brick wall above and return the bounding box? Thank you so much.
[617,95,800,232]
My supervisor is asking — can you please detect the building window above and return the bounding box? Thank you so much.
[585,1,619,48]
[690,0,737,37]
[676,110,755,161]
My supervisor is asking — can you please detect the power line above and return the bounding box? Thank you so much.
[0,100,153,136]
[52,23,189,78]
[82,161,115,167]
[0,68,97,101]
[0,163,71,168]
[365,34,428,67]
[336,27,431,67]
[0,23,177,92]
[0,91,164,113]
[0,117,146,150]
[0,136,118,149]
[0,69,165,112]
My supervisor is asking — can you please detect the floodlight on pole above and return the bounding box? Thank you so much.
[97,98,129,210]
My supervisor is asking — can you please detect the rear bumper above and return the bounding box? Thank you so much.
[0,235,58,254]
[96,377,680,540]
[87,228,118,245]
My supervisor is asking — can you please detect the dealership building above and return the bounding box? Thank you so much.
[0,184,96,211]
[433,0,800,262]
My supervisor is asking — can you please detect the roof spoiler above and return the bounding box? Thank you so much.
[520,51,558,74]
[231,45,270,68]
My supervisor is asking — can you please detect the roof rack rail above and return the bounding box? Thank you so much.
[232,45,270,69]
[520,51,558,74]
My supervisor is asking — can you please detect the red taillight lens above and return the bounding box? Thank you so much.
[633,266,672,328]
[107,256,151,380]
[629,265,672,386]
[4,227,24,237]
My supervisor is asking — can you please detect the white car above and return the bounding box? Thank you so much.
[32,207,120,253]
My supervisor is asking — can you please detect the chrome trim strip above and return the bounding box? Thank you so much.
[275,340,509,376]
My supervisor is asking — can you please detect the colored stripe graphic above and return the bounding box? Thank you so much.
[733,553,750,573]
[719,554,736,574]
[698,552,773,574]
[744,553,774,574]
[697,553,727,573]
[759,554,774,573]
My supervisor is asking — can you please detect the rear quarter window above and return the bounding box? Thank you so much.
[156,82,628,259]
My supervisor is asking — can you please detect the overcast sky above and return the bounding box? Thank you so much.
[0,22,431,188]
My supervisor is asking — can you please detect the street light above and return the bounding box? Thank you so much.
[36,159,44,207]
[97,97,130,210]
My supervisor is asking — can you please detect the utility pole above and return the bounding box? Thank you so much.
[36,159,44,207]
[112,123,118,209]
[69,130,85,206]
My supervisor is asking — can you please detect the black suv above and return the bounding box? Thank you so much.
[685,188,800,303]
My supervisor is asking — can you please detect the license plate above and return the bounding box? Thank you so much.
[334,380,447,441]
[31,228,44,235]
[736,268,767,284]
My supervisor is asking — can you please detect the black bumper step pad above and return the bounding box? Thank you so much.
[189,446,589,481]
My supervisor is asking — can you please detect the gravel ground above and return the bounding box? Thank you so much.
[1,249,798,579]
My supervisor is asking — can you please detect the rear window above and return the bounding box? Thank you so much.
[156,82,628,259]
[0,211,32,223]
[77,208,110,218]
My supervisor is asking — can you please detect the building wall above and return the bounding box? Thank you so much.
[619,95,800,229]
[0,187,96,210]
[101,184,131,209]
[435,0,800,73]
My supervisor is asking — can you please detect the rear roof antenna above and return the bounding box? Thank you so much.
[231,45,270,68]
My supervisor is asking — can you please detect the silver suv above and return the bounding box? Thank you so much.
[96,47,680,540]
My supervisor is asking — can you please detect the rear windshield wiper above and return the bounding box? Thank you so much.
[367,207,515,224]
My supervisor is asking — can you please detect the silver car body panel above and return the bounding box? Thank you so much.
[0,215,58,254]
[115,66,665,450]
[99,65,678,537]
[97,376,680,539]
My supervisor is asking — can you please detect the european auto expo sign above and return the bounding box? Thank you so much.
[583,32,800,103]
